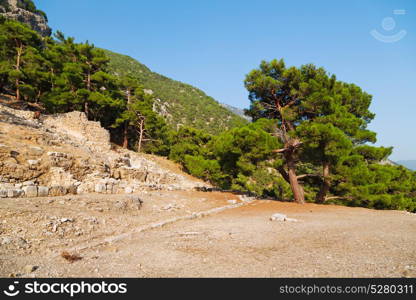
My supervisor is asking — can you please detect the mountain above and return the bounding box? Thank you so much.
[396,160,416,171]
[0,0,50,36]
[220,103,251,122]
[104,50,248,134]
[1,0,247,134]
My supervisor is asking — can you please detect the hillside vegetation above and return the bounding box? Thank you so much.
[104,50,247,134]
[0,1,415,212]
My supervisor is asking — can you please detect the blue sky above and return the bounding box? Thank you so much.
[35,0,415,160]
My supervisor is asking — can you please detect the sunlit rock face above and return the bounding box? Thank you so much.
[0,0,51,37]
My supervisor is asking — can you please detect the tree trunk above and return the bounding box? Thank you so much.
[316,161,330,203]
[15,45,23,101]
[84,71,91,118]
[84,101,89,118]
[137,118,144,153]
[286,154,305,204]
[86,70,91,91]
[277,165,290,183]
[122,121,129,149]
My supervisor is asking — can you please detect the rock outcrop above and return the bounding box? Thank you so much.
[0,104,209,198]
[0,0,51,36]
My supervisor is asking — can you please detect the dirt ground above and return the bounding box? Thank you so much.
[0,190,415,278]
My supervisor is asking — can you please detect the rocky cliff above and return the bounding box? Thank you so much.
[0,0,51,36]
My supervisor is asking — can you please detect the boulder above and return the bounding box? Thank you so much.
[66,185,77,195]
[28,146,44,156]
[23,185,38,197]
[49,186,67,196]
[7,189,23,198]
[27,159,39,169]
[270,213,298,222]
[23,265,38,274]
[37,186,49,197]
[94,183,106,193]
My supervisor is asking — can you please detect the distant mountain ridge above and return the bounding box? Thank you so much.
[396,160,416,171]
[104,50,248,134]
[220,103,251,121]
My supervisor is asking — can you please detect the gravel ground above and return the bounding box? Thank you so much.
[0,192,415,277]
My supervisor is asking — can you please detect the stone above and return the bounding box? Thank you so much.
[27,159,39,167]
[16,237,28,248]
[76,186,85,195]
[23,185,38,197]
[227,199,237,204]
[23,181,35,186]
[28,146,43,156]
[94,183,106,193]
[106,184,113,194]
[129,195,143,210]
[114,201,127,210]
[124,186,133,194]
[0,190,7,198]
[23,265,38,274]
[60,218,73,223]
[0,236,12,245]
[270,213,298,222]
[66,185,77,195]
[270,213,287,221]
[37,186,49,197]
[49,186,67,197]
[7,189,23,198]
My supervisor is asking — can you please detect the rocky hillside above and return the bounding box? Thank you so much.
[0,104,208,199]
[0,0,246,134]
[104,50,248,134]
[0,0,50,36]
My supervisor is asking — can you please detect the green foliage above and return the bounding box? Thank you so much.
[103,50,248,134]
[0,17,43,99]
[168,126,213,164]
[0,16,414,212]
[333,157,416,212]
[114,81,169,154]
[167,119,292,199]
[243,59,393,204]
[0,19,168,155]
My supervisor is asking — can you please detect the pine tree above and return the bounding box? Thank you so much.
[0,17,42,101]
[245,59,378,203]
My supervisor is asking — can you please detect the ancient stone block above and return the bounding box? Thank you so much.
[7,189,23,198]
[49,185,67,196]
[23,185,38,197]
[94,183,106,193]
[37,186,49,197]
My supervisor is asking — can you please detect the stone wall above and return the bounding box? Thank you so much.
[0,104,209,198]
[42,111,111,152]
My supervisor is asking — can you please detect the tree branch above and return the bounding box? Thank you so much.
[277,166,290,183]
[272,148,287,153]
[324,196,352,201]
[297,174,320,179]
